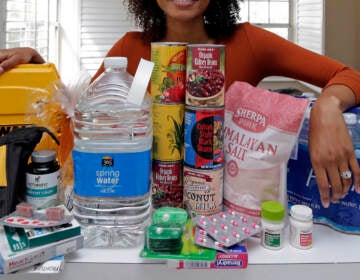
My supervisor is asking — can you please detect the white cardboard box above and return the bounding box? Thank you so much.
[0,227,83,274]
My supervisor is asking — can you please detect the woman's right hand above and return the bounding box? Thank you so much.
[0,47,45,74]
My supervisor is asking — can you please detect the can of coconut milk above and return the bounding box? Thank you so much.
[183,165,223,216]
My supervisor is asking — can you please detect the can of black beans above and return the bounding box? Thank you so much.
[184,106,224,169]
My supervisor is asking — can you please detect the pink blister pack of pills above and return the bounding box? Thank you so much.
[194,227,230,253]
[194,209,261,247]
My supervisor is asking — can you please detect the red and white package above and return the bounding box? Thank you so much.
[223,82,309,222]
[16,202,34,218]
[46,206,65,221]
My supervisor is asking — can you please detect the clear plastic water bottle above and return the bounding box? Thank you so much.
[72,57,153,247]
[288,101,360,233]
[345,107,360,149]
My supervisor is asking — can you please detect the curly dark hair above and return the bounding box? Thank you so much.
[125,0,241,42]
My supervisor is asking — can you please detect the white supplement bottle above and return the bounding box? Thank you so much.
[261,201,285,250]
[289,204,313,249]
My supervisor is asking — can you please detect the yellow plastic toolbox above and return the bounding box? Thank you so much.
[0,63,62,151]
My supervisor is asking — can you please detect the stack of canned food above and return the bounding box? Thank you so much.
[183,44,226,217]
[150,43,187,208]
[150,43,226,216]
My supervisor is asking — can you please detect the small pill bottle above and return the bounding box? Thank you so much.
[289,204,313,249]
[26,150,60,209]
[261,201,285,250]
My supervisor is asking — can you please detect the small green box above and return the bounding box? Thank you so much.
[3,217,81,252]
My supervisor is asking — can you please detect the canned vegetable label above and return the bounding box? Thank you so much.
[153,103,184,161]
[184,107,224,168]
[152,160,183,186]
[152,160,183,209]
[183,165,223,216]
[151,42,187,103]
[186,44,225,107]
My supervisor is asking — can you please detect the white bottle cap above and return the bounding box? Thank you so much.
[290,205,313,221]
[104,57,128,68]
[343,113,357,125]
[127,58,154,106]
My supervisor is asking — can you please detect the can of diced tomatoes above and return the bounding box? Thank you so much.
[151,42,187,103]
[186,44,225,107]
[152,103,184,161]
[184,106,224,169]
[183,165,224,216]
[152,160,184,209]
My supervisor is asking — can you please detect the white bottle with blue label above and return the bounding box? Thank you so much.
[72,57,153,247]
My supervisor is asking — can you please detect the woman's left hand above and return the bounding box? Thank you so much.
[308,85,360,208]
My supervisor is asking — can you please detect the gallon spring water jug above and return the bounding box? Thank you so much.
[72,57,153,247]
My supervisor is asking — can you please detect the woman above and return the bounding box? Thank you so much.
[1,0,360,208]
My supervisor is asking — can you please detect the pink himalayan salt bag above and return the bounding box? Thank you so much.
[223,82,310,221]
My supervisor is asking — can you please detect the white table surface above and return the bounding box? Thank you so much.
[2,223,360,280]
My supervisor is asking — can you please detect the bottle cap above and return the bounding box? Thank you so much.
[104,57,128,69]
[31,150,57,163]
[290,204,313,221]
[127,58,154,106]
[261,201,285,222]
[343,113,357,125]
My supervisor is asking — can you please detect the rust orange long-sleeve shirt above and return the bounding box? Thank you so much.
[92,22,360,104]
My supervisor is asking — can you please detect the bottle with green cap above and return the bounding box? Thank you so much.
[261,201,285,250]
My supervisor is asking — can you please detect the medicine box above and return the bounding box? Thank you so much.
[168,243,248,269]
[0,226,83,274]
[3,217,81,251]
[0,255,65,275]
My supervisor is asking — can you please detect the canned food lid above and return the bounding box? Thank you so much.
[104,57,128,69]
[151,42,187,46]
[31,150,57,163]
[290,204,313,221]
[187,44,225,47]
[261,201,285,221]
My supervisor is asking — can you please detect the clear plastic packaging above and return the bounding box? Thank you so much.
[288,101,360,234]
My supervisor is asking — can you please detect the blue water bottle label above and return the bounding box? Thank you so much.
[72,150,151,197]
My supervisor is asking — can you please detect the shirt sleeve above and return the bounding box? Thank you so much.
[243,23,360,104]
